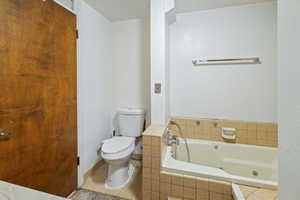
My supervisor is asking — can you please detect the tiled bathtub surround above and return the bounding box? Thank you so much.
[142,126,234,200]
[168,117,278,147]
[81,160,142,200]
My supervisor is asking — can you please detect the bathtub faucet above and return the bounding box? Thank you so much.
[168,120,192,162]
[163,128,179,145]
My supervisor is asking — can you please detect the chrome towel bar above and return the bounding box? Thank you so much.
[192,57,261,65]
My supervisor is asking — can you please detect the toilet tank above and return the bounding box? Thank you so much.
[118,108,145,137]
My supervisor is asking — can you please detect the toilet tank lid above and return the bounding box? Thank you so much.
[118,108,145,115]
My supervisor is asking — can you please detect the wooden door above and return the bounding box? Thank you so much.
[0,0,77,197]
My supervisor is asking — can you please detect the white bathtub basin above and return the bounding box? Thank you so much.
[163,138,278,189]
[0,181,69,200]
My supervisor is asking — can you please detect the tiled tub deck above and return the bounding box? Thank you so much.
[142,125,233,200]
[142,120,278,200]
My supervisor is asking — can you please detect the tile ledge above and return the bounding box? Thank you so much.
[143,125,167,137]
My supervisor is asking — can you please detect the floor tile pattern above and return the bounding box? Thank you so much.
[239,185,278,200]
[69,189,126,200]
[80,161,142,200]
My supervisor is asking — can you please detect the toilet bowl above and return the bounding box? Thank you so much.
[101,136,135,188]
[100,108,145,189]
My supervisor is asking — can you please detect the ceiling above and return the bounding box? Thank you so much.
[84,0,150,21]
[84,0,274,22]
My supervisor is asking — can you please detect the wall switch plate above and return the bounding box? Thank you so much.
[154,83,162,94]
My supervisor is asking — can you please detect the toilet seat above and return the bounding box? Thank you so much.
[101,136,135,160]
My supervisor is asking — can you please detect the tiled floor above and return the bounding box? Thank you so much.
[69,189,126,200]
[239,185,278,200]
[80,160,142,200]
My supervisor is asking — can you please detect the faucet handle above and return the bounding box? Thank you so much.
[165,127,171,134]
[171,135,180,145]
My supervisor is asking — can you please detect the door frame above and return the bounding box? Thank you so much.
[52,0,85,188]
[53,0,76,15]
[71,0,85,187]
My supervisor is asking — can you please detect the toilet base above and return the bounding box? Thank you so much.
[105,162,134,189]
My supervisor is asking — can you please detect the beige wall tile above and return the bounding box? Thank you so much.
[171,185,184,198]
[151,192,159,200]
[143,168,151,178]
[267,131,276,140]
[236,129,248,144]
[152,146,161,158]
[209,180,225,194]
[210,128,221,141]
[143,145,152,157]
[247,137,257,145]
[257,123,268,132]
[143,125,166,137]
[257,131,268,140]
[184,175,197,188]
[151,156,161,169]
[223,182,232,195]
[151,168,160,180]
[152,179,160,192]
[169,117,278,147]
[247,122,257,130]
[194,126,203,137]
[224,195,233,200]
[159,193,168,200]
[143,178,152,191]
[235,121,248,130]
[152,136,161,147]
[196,128,209,140]
[171,174,184,186]
[184,187,196,199]
[160,172,172,183]
[174,118,187,126]
[143,156,151,168]
[143,190,152,200]
[196,177,209,190]
[257,139,267,146]
[220,120,235,128]
[210,192,223,200]
[196,188,209,200]
[247,129,257,139]
[269,140,278,147]
[246,189,278,200]
[160,182,171,195]
[186,119,197,127]
[265,123,276,132]
[143,135,152,146]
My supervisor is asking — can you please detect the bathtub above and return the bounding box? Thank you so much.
[0,181,69,200]
[162,138,278,189]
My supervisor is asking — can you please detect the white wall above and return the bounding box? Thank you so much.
[169,2,277,122]
[112,19,151,126]
[150,0,175,125]
[150,0,167,125]
[76,0,113,185]
[278,0,300,199]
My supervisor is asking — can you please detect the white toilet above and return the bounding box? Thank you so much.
[101,108,145,189]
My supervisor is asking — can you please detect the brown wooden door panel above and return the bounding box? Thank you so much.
[0,76,76,107]
[0,0,77,197]
[0,1,76,78]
